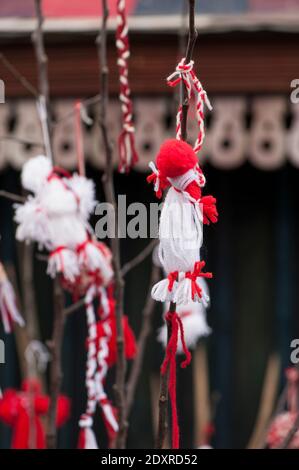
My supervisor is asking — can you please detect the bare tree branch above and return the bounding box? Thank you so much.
[0,190,25,203]
[32,0,64,449]
[97,0,127,449]
[53,93,101,126]
[181,0,197,141]
[64,298,85,316]
[156,0,197,450]
[46,277,65,449]
[121,239,158,277]
[0,53,39,98]
[0,135,44,148]
[126,264,160,417]
[32,0,53,160]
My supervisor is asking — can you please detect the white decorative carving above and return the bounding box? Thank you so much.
[9,100,43,169]
[0,96,293,172]
[88,100,121,169]
[53,100,77,170]
[249,97,286,170]
[209,97,247,169]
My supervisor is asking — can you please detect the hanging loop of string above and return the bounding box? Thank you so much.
[167,57,212,154]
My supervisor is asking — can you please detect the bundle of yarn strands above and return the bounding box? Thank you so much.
[0,261,24,334]
[153,245,211,352]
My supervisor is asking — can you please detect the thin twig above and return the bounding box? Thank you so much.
[0,53,39,98]
[0,135,44,148]
[247,353,281,449]
[64,298,85,316]
[32,0,64,449]
[0,190,25,203]
[53,94,101,126]
[126,264,160,417]
[181,0,197,141]
[156,0,197,450]
[121,239,158,277]
[97,0,127,449]
[46,277,65,449]
[32,0,53,159]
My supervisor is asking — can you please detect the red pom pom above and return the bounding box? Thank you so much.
[157,139,198,178]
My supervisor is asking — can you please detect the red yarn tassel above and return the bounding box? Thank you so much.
[161,311,192,449]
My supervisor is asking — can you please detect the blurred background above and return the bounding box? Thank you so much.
[1,0,299,449]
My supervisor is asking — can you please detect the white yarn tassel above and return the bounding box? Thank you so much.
[151,277,178,303]
[47,248,80,282]
[0,279,25,333]
[78,241,113,286]
[82,427,99,449]
[173,274,196,304]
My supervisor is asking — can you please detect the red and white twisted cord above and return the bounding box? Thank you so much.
[96,321,119,440]
[167,57,212,154]
[79,286,118,443]
[116,0,138,173]
[79,285,98,431]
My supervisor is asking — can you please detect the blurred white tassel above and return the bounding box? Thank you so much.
[78,240,113,285]
[0,263,25,334]
[47,247,80,282]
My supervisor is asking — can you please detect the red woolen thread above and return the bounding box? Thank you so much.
[161,311,192,449]
[116,0,138,173]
